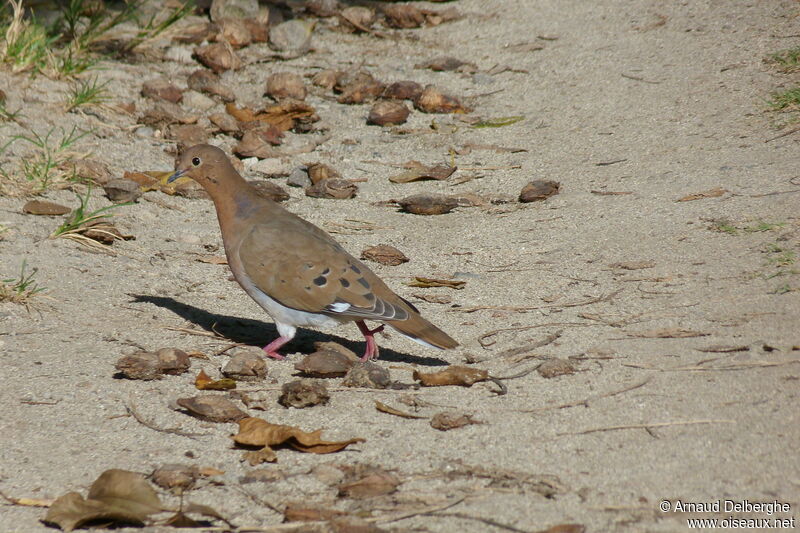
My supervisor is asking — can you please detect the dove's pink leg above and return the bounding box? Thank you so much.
[262,336,291,360]
[357,321,384,361]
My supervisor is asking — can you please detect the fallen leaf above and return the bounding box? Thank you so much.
[695,345,749,353]
[607,260,656,270]
[139,101,198,128]
[407,277,465,290]
[284,502,347,522]
[628,328,709,338]
[141,78,183,104]
[305,178,358,199]
[396,193,459,215]
[232,417,365,464]
[187,69,235,102]
[361,244,409,266]
[337,469,400,499]
[413,366,489,387]
[389,162,456,183]
[44,469,162,532]
[23,200,71,215]
[677,187,727,202]
[265,72,307,101]
[279,379,330,408]
[540,525,586,533]
[537,358,576,378]
[375,400,426,419]
[414,85,468,113]
[383,80,424,101]
[519,180,560,202]
[429,411,481,431]
[195,369,236,390]
[123,171,162,192]
[176,395,248,422]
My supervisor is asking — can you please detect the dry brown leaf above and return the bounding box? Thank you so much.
[141,78,183,104]
[123,171,162,192]
[396,193,459,215]
[337,469,400,499]
[677,187,727,202]
[265,72,307,101]
[367,100,410,126]
[383,80,424,101]
[407,277,465,290]
[187,69,235,102]
[413,366,489,387]
[628,328,709,338]
[176,395,247,422]
[195,369,236,390]
[537,358,576,378]
[193,42,242,73]
[375,400,426,419]
[430,411,481,431]
[23,200,71,215]
[414,85,468,114]
[257,99,319,131]
[306,179,358,199]
[389,162,456,183]
[44,470,162,532]
[284,502,347,522]
[361,244,409,266]
[232,417,365,464]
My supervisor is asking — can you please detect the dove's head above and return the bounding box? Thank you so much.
[170,144,234,188]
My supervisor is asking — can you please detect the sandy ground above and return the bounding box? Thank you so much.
[1,1,799,531]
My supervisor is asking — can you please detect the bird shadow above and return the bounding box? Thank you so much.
[128,294,448,366]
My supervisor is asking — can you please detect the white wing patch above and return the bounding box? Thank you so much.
[328,302,351,313]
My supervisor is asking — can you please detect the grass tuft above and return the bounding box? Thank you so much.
[767,87,800,111]
[13,125,91,192]
[768,47,800,73]
[0,260,46,306]
[64,75,109,112]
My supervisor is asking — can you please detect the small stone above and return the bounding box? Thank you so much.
[397,193,458,215]
[265,72,307,101]
[135,127,155,138]
[312,69,343,91]
[340,6,376,32]
[383,80,423,101]
[141,78,183,103]
[187,69,236,102]
[286,166,311,188]
[103,179,142,203]
[414,85,468,114]
[210,0,259,21]
[115,352,163,380]
[194,42,242,73]
[250,158,292,177]
[429,411,480,431]
[279,379,330,408]
[222,349,267,380]
[168,123,209,149]
[182,90,217,111]
[382,5,425,29]
[240,469,285,484]
[269,19,314,54]
[305,0,340,17]
[217,17,252,48]
[176,395,248,422]
[172,22,220,44]
[307,163,341,184]
[156,348,191,375]
[242,19,269,42]
[140,101,198,128]
[367,100,410,126]
[519,180,560,202]
[342,362,390,389]
[163,46,196,64]
[209,112,240,133]
[537,358,576,378]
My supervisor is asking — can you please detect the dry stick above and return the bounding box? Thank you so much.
[623,359,800,372]
[372,495,468,524]
[556,418,735,437]
[764,126,800,143]
[125,402,207,439]
[427,511,532,533]
[495,331,562,358]
[515,377,652,413]
[0,490,53,507]
[458,289,623,314]
[478,322,589,348]
[621,72,660,84]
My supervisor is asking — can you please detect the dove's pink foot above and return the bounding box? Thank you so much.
[262,336,291,360]
[357,321,384,361]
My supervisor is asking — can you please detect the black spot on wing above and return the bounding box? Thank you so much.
[364,292,375,302]
[339,278,350,288]
[356,277,370,289]
[349,264,361,274]
[313,276,327,286]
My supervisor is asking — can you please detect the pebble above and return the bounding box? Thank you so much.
[135,127,155,138]
[182,90,216,111]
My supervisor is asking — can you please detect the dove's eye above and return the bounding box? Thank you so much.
[192,157,201,166]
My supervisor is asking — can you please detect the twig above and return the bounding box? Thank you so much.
[765,126,800,143]
[595,158,627,166]
[621,73,660,84]
[457,165,522,171]
[0,490,53,507]
[372,495,468,524]
[748,189,800,197]
[622,359,800,372]
[478,322,588,348]
[556,418,735,437]
[515,377,652,413]
[125,401,207,438]
[456,289,622,314]
[143,194,186,212]
[496,331,562,358]
[427,511,532,533]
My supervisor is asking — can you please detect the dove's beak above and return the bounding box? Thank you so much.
[168,168,187,183]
